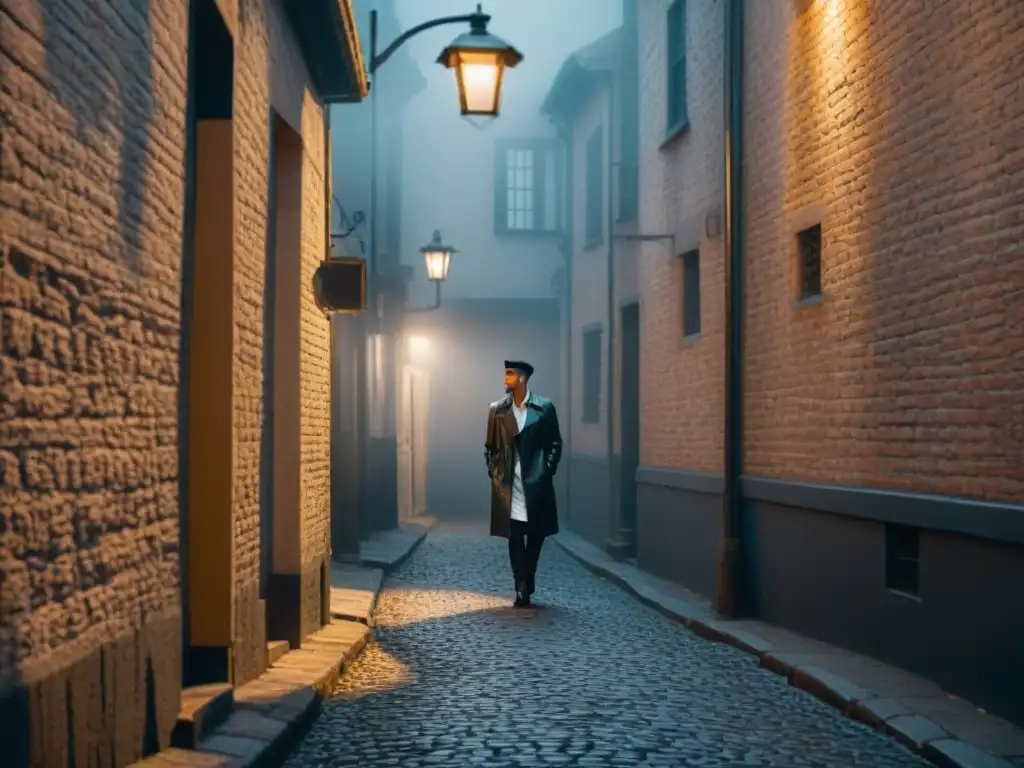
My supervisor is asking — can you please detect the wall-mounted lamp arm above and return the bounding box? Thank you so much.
[404,281,442,314]
[370,8,485,75]
[614,233,676,253]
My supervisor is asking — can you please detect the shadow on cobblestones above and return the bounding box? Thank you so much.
[287,526,930,767]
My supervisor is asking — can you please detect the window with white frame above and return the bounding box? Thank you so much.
[494,139,563,235]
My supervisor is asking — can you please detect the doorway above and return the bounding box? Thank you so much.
[398,364,431,522]
[410,368,430,518]
[398,364,413,522]
[619,302,641,558]
[180,0,235,687]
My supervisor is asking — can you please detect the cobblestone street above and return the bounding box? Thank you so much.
[286,526,930,767]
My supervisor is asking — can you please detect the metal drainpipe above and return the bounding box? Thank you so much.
[716,0,746,618]
[605,73,618,548]
[557,119,575,525]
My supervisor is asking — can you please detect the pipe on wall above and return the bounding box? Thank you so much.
[554,118,575,524]
[716,0,747,618]
[605,71,618,550]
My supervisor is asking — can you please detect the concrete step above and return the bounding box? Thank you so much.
[267,639,290,666]
[171,683,234,749]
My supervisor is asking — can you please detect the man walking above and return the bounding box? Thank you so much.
[485,360,562,607]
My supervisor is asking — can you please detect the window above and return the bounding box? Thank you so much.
[885,524,920,597]
[494,139,562,235]
[681,249,701,338]
[585,126,603,247]
[617,164,639,223]
[582,327,602,423]
[796,223,822,300]
[667,0,688,131]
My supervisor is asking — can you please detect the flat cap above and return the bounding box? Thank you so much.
[504,360,535,378]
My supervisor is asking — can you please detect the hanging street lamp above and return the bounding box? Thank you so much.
[436,5,524,118]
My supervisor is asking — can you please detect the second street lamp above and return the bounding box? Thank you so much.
[408,230,457,314]
[422,230,456,282]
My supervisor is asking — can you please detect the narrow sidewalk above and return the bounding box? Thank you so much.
[330,514,438,626]
[133,515,436,768]
[554,530,1024,768]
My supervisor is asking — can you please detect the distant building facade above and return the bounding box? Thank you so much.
[0,0,365,764]
[390,0,622,524]
[553,0,1024,726]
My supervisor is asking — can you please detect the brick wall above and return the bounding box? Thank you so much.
[298,99,331,574]
[0,0,336,760]
[0,0,188,759]
[636,0,726,474]
[743,0,1024,501]
[230,0,331,681]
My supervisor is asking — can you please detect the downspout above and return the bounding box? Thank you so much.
[605,73,617,548]
[715,0,746,618]
[556,118,575,525]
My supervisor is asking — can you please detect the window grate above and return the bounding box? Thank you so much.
[797,223,822,300]
[885,523,920,597]
[682,249,701,337]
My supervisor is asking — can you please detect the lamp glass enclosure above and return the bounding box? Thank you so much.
[423,248,452,281]
[436,13,522,119]
[453,50,504,116]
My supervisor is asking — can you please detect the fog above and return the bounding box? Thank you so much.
[330,0,623,525]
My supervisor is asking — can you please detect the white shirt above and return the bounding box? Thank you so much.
[510,392,531,522]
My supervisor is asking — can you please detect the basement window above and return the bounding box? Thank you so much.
[885,523,920,597]
[796,223,822,301]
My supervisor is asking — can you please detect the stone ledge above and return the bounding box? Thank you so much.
[330,563,384,626]
[359,515,438,571]
[552,530,1020,768]
[926,739,1017,768]
[130,620,371,768]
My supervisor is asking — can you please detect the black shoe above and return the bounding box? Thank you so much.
[514,582,529,608]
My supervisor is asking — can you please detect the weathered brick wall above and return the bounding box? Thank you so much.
[1,0,335,757]
[744,0,1024,502]
[230,0,330,681]
[636,0,725,474]
[298,98,330,576]
[0,0,187,759]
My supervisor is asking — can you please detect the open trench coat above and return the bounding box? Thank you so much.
[484,393,563,539]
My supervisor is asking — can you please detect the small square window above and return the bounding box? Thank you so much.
[885,523,920,597]
[796,224,822,300]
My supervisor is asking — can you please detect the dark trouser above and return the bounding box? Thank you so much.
[508,520,545,594]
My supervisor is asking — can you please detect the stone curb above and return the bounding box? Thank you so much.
[359,515,438,572]
[552,534,1015,768]
[134,624,373,768]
